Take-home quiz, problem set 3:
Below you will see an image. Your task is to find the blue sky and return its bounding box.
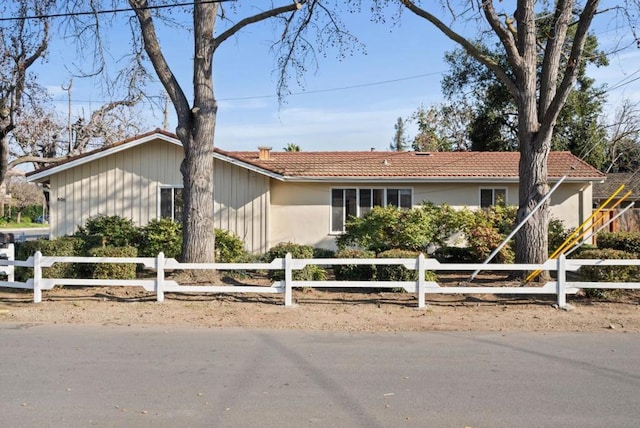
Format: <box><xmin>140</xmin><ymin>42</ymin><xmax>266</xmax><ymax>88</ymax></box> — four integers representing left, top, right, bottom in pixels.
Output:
<box><xmin>37</xmin><ymin>4</ymin><xmax>640</xmax><ymax>152</ymax></box>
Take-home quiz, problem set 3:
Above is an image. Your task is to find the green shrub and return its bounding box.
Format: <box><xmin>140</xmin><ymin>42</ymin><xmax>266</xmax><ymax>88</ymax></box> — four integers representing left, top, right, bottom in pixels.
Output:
<box><xmin>312</xmin><ymin>248</ymin><xmax>335</xmax><ymax>259</ymax></box>
<box><xmin>87</xmin><ymin>246</ymin><xmax>138</xmax><ymax>279</ymax></box>
<box><xmin>548</xmin><ymin>218</ymin><xmax>570</xmax><ymax>255</ymax></box>
<box><xmin>337</xmin><ymin>203</ymin><xmax>466</xmax><ymax>253</ymax></box>
<box><xmin>333</xmin><ymin>248</ymin><xmax>376</xmax><ymax>281</ymax></box>
<box><xmin>465</xmin><ymin>226</ymin><xmax>514</xmax><ymax>263</ymax></box>
<box><xmin>264</xmin><ymin>242</ymin><xmax>326</xmax><ymax>281</ymax></box>
<box><xmin>215</xmin><ymin>229</ymin><xmax>248</xmax><ymax>263</ymax></box>
<box><xmin>578</xmin><ymin>248</ymin><xmax>639</xmax><ymax>298</ymax></box>
<box><xmin>138</xmin><ymin>218</ymin><xmax>182</xmax><ymax>259</ymax></box>
<box><xmin>596</xmin><ymin>232</ymin><xmax>640</xmax><ymax>255</ymax></box>
<box><xmin>76</xmin><ymin>214</ymin><xmax>139</xmax><ymax>248</ymax></box>
<box><xmin>376</xmin><ymin>249</ymin><xmax>437</xmax><ymax>282</ymax></box>
<box><xmin>15</xmin><ymin>237</ymin><xmax>83</xmax><ymax>281</ymax></box>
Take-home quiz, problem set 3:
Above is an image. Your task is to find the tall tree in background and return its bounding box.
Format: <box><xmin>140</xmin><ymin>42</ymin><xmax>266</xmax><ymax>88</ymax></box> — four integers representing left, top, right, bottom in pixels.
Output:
<box><xmin>390</xmin><ymin>117</ymin><xmax>409</xmax><ymax>151</ymax></box>
<box><xmin>606</xmin><ymin>100</ymin><xmax>640</xmax><ymax>172</ymax></box>
<box><xmin>0</xmin><ymin>0</ymin><xmax>52</xmax><ymax>186</ymax></box>
<box><xmin>385</xmin><ymin>0</ymin><xmax>610</xmax><ymax>268</ymax></box>
<box><xmin>440</xmin><ymin>16</ymin><xmax>609</xmax><ymax>168</ymax></box>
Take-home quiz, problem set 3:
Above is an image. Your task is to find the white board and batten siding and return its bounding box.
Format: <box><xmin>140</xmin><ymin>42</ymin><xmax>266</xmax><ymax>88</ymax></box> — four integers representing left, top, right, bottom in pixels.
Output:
<box><xmin>49</xmin><ymin>140</ymin><xmax>183</xmax><ymax>237</ymax></box>
<box><xmin>213</xmin><ymin>159</ymin><xmax>270</xmax><ymax>254</ymax></box>
<box><xmin>45</xmin><ymin>137</ymin><xmax>271</xmax><ymax>254</ymax></box>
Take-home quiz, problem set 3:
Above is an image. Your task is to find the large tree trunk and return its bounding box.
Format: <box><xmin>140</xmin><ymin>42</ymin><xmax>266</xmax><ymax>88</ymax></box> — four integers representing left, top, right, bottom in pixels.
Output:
<box><xmin>515</xmin><ymin>136</ymin><xmax>551</xmax><ymax>268</ymax></box>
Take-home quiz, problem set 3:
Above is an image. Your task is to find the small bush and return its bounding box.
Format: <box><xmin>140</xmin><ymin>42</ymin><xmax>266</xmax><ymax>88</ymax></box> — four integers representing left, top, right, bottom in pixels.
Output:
<box><xmin>433</xmin><ymin>246</ymin><xmax>475</xmax><ymax>263</ymax></box>
<box><xmin>76</xmin><ymin>214</ymin><xmax>139</xmax><ymax>248</ymax></box>
<box><xmin>138</xmin><ymin>218</ymin><xmax>182</xmax><ymax>259</ymax></box>
<box><xmin>87</xmin><ymin>246</ymin><xmax>138</xmax><ymax>279</ymax></box>
<box><xmin>466</xmin><ymin>226</ymin><xmax>514</xmax><ymax>263</ymax></box>
<box><xmin>596</xmin><ymin>232</ymin><xmax>640</xmax><ymax>255</ymax></box>
<box><xmin>333</xmin><ymin>248</ymin><xmax>376</xmax><ymax>281</ymax></box>
<box><xmin>578</xmin><ymin>248</ymin><xmax>639</xmax><ymax>298</ymax></box>
<box><xmin>264</xmin><ymin>242</ymin><xmax>325</xmax><ymax>281</ymax></box>
<box><xmin>16</xmin><ymin>237</ymin><xmax>83</xmax><ymax>281</ymax></box>
<box><xmin>548</xmin><ymin>218</ymin><xmax>570</xmax><ymax>255</ymax></box>
<box><xmin>312</xmin><ymin>248</ymin><xmax>335</xmax><ymax>259</ymax></box>
<box><xmin>376</xmin><ymin>249</ymin><xmax>437</xmax><ymax>282</ymax></box>
<box><xmin>215</xmin><ymin>229</ymin><xmax>248</xmax><ymax>263</ymax></box>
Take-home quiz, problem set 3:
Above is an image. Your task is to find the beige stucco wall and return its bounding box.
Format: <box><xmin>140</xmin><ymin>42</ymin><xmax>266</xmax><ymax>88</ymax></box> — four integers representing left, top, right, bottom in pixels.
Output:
<box><xmin>270</xmin><ymin>180</ymin><xmax>591</xmax><ymax>251</ymax></box>
<box><xmin>48</xmin><ymin>139</ymin><xmax>184</xmax><ymax>237</ymax></box>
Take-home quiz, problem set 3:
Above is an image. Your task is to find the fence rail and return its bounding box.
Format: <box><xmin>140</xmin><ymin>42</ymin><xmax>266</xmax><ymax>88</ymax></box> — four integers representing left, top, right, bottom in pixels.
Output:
<box><xmin>0</xmin><ymin>245</ymin><xmax>639</xmax><ymax>308</ymax></box>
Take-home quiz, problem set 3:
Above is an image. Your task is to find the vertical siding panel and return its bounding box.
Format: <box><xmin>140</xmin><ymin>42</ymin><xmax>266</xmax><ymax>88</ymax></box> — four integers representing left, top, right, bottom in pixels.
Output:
<box><xmin>73</xmin><ymin>166</ymin><xmax>83</xmax><ymax>233</ymax></box>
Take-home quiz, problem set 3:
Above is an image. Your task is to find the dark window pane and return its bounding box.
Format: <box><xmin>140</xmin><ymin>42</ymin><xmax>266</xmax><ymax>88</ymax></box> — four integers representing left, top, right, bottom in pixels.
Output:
<box><xmin>480</xmin><ymin>189</ymin><xmax>493</xmax><ymax>208</ymax></box>
<box><xmin>387</xmin><ymin>189</ymin><xmax>399</xmax><ymax>206</ymax></box>
<box><xmin>331</xmin><ymin>189</ymin><xmax>344</xmax><ymax>232</ymax></box>
<box><xmin>160</xmin><ymin>188</ymin><xmax>172</xmax><ymax>218</ymax></box>
<box><xmin>345</xmin><ymin>189</ymin><xmax>357</xmax><ymax>219</ymax></box>
<box><xmin>373</xmin><ymin>189</ymin><xmax>384</xmax><ymax>207</ymax></box>
<box><xmin>174</xmin><ymin>188</ymin><xmax>184</xmax><ymax>221</ymax></box>
<box><xmin>359</xmin><ymin>189</ymin><xmax>372</xmax><ymax>216</ymax></box>
<box><xmin>399</xmin><ymin>189</ymin><xmax>412</xmax><ymax>209</ymax></box>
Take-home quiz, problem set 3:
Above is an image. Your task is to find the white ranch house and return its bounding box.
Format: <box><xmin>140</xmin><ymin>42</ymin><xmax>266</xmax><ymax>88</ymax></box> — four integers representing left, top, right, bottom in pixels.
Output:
<box><xmin>27</xmin><ymin>129</ymin><xmax>605</xmax><ymax>253</ymax></box>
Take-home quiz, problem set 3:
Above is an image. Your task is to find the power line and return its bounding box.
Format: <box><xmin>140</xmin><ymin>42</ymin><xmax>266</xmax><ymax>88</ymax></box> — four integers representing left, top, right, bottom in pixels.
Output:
<box><xmin>50</xmin><ymin>70</ymin><xmax>446</xmax><ymax>104</ymax></box>
<box><xmin>0</xmin><ymin>0</ymin><xmax>234</xmax><ymax>22</ymax></box>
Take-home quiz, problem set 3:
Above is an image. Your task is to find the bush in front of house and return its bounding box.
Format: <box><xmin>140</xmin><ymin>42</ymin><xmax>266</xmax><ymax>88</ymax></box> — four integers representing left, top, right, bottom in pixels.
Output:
<box><xmin>75</xmin><ymin>214</ymin><xmax>139</xmax><ymax>249</ymax></box>
<box><xmin>137</xmin><ymin>218</ymin><xmax>183</xmax><ymax>259</ymax></box>
<box><xmin>215</xmin><ymin>229</ymin><xmax>249</xmax><ymax>263</ymax></box>
<box><xmin>433</xmin><ymin>246</ymin><xmax>475</xmax><ymax>263</ymax></box>
<box><xmin>87</xmin><ymin>246</ymin><xmax>138</xmax><ymax>279</ymax></box>
<box><xmin>376</xmin><ymin>249</ymin><xmax>437</xmax><ymax>282</ymax></box>
<box><xmin>264</xmin><ymin>242</ymin><xmax>326</xmax><ymax>281</ymax></box>
<box><xmin>333</xmin><ymin>248</ymin><xmax>376</xmax><ymax>281</ymax></box>
<box><xmin>336</xmin><ymin>203</ymin><xmax>466</xmax><ymax>254</ymax></box>
<box><xmin>596</xmin><ymin>232</ymin><xmax>640</xmax><ymax>255</ymax></box>
<box><xmin>15</xmin><ymin>237</ymin><xmax>84</xmax><ymax>281</ymax></box>
<box><xmin>578</xmin><ymin>248</ymin><xmax>640</xmax><ymax>298</ymax></box>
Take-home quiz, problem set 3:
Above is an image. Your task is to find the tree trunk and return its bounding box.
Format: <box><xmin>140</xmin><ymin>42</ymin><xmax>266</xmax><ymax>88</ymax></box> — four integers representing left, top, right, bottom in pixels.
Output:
<box><xmin>178</xmin><ymin>125</ymin><xmax>216</xmax><ymax>263</ymax></box>
<box><xmin>515</xmin><ymin>136</ymin><xmax>550</xmax><ymax>268</ymax></box>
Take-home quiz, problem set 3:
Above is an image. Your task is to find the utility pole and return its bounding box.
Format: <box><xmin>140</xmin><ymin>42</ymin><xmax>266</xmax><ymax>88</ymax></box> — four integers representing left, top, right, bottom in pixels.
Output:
<box><xmin>61</xmin><ymin>79</ymin><xmax>73</xmax><ymax>152</ymax></box>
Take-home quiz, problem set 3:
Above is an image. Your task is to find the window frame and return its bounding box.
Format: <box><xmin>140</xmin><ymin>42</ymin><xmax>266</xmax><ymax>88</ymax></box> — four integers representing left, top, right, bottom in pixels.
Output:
<box><xmin>479</xmin><ymin>187</ymin><xmax>507</xmax><ymax>208</ymax></box>
<box><xmin>330</xmin><ymin>187</ymin><xmax>413</xmax><ymax>234</ymax></box>
<box><xmin>158</xmin><ymin>185</ymin><xmax>184</xmax><ymax>222</ymax></box>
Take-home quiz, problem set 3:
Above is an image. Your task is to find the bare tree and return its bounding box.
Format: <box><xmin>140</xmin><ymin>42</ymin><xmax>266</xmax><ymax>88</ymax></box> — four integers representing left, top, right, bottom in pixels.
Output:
<box><xmin>6</xmin><ymin>178</ymin><xmax>44</xmax><ymax>223</ymax></box>
<box><xmin>121</xmin><ymin>1</ymin><xmax>358</xmax><ymax>262</ymax></box>
<box><xmin>0</xmin><ymin>1</ymin><xmax>53</xmax><ymax>194</ymax></box>
<box><xmin>386</xmin><ymin>1</ymin><xmax>617</xmax><ymax>268</ymax></box>
<box><xmin>606</xmin><ymin>99</ymin><xmax>640</xmax><ymax>173</ymax></box>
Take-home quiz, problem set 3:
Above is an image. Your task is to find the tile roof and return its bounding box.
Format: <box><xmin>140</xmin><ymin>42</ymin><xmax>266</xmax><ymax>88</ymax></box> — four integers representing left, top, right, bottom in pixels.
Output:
<box><xmin>27</xmin><ymin>129</ymin><xmax>605</xmax><ymax>181</ymax></box>
<box><xmin>222</xmin><ymin>149</ymin><xmax>605</xmax><ymax>180</ymax></box>
<box><xmin>593</xmin><ymin>172</ymin><xmax>640</xmax><ymax>199</ymax></box>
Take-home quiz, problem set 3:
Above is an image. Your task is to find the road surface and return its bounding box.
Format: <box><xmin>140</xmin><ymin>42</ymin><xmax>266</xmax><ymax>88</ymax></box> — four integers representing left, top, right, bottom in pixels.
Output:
<box><xmin>1</xmin><ymin>324</ymin><xmax>639</xmax><ymax>427</ymax></box>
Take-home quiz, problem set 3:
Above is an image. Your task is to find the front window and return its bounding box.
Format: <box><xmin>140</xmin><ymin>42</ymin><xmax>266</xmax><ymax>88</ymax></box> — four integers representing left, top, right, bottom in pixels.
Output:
<box><xmin>331</xmin><ymin>187</ymin><xmax>412</xmax><ymax>233</ymax></box>
<box><xmin>160</xmin><ymin>186</ymin><xmax>183</xmax><ymax>221</ymax></box>
<box><xmin>480</xmin><ymin>188</ymin><xmax>506</xmax><ymax>208</ymax></box>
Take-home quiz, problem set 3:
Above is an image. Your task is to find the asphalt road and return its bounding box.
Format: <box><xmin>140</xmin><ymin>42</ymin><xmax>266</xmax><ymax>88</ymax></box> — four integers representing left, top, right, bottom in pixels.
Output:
<box><xmin>1</xmin><ymin>324</ymin><xmax>639</xmax><ymax>428</ymax></box>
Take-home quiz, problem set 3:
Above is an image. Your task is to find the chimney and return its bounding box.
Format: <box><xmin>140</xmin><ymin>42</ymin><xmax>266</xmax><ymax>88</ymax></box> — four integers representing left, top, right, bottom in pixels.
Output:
<box><xmin>258</xmin><ymin>146</ymin><xmax>272</xmax><ymax>161</ymax></box>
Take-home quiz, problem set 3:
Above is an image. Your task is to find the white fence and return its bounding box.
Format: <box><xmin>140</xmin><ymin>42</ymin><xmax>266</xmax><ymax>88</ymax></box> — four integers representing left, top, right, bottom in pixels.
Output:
<box><xmin>0</xmin><ymin>245</ymin><xmax>639</xmax><ymax>308</ymax></box>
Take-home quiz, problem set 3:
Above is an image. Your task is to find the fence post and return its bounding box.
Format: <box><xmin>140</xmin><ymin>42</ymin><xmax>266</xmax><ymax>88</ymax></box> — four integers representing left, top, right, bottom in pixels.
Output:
<box><xmin>33</xmin><ymin>251</ymin><xmax>42</xmax><ymax>303</ymax></box>
<box><xmin>156</xmin><ymin>252</ymin><xmax>165</xmax><ymax>302</ymax></box>
<box><xmin>557</xmin><ymin>254</ymin><xmax>567</xmax><ymax>308</ymax></box>
<box><xmin>417</xmin><ymin>254</ymin><xmax>426</xmax><ymax>309</ymax></box>
<box><xmin>284</xmin><ymin>253</ymin><xmax>293</xmax><ymax>307</ymax></box>
<box><xmin>5</xmin><ymin>243</ymin><xmax>14</xmax><ymax>282</ymax></box>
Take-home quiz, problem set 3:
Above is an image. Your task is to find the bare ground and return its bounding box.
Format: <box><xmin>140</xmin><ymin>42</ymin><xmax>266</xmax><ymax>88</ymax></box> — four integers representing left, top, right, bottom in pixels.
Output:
<box><xmin>1</xmin><ymin>273</ymin><xmax>639</xmax><ymax>332</ymax></box>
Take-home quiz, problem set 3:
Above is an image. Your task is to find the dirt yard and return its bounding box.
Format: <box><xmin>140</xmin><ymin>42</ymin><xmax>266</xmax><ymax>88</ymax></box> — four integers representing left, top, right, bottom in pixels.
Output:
<box><xmin>1</xmin><ymin>273</ymin><xmax>639</xmax><ymax>332</ymax></box>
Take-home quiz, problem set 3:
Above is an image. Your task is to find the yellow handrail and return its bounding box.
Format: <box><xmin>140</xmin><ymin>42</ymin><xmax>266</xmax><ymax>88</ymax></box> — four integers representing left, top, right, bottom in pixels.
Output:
<box><xmin>524</xmin><ymin>184</ymin><xmax>626</xmax><ymax>282</ymax></box>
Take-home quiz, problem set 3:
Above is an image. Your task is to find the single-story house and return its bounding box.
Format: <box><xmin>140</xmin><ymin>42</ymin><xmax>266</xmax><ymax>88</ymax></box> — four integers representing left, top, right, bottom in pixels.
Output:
<box><xmin>27</xmin><ymin>129</ymin><xmax>605</xmax><ymax>253</ymax></box>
